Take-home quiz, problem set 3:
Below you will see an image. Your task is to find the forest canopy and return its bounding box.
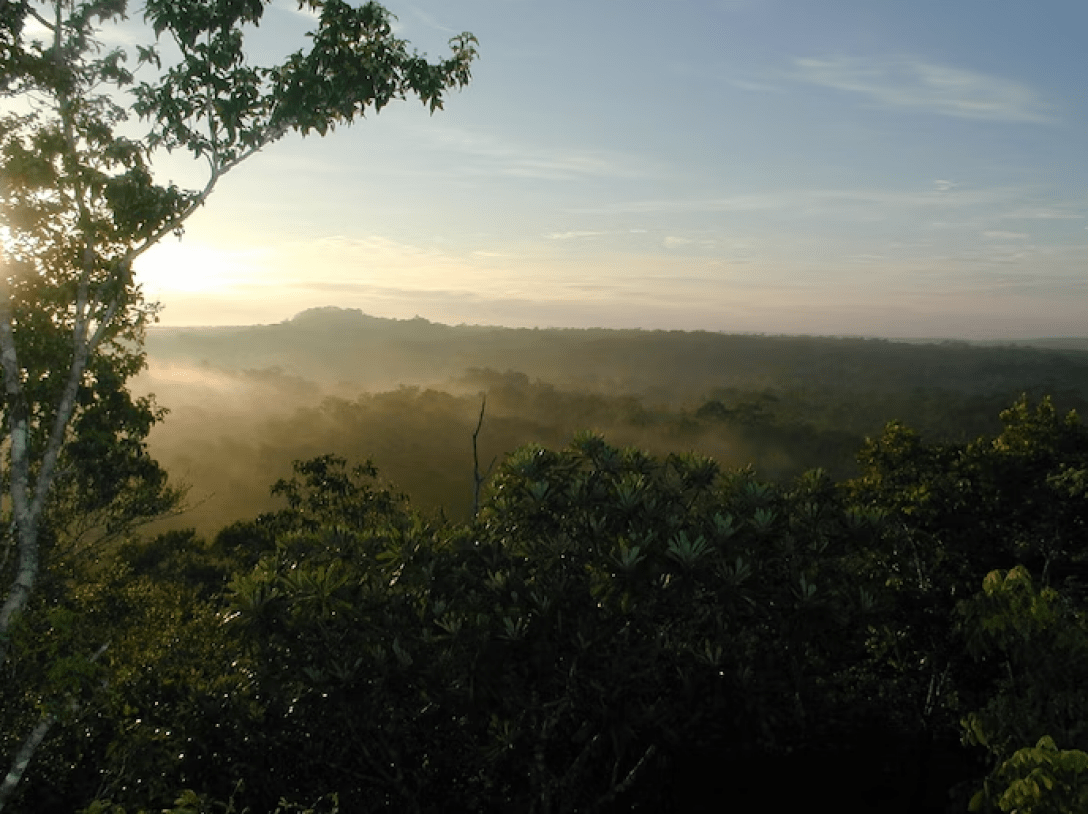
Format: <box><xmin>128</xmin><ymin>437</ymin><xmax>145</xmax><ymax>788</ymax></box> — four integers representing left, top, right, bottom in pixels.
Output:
<box><xmin>3</xmin><ymin>390</ymin><xmax>1088</xmax><ymax>812</ymax></box>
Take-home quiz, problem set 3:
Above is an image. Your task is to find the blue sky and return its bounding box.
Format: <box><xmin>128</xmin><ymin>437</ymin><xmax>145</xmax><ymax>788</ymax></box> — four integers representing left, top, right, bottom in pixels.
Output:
<box><xmin>130</xmin><ymin>0</ymin><xmax>1087</xmax><ymax>337</ymax></box>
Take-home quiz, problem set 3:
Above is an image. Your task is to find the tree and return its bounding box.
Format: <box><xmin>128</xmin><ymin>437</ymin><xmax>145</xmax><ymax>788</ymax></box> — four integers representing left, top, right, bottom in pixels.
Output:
<box><xmin>975</xmin><ymin>736</ymin><xmax>1088</xmax><ymax>814</ymax></box>
<box><xmin>0</xmin><ymin>0</ymin><xmax>476</xmax><ymax>664</ymax></box>
<box><xmin>843</xmin><ymin>396</ymin><xmax>1088</xmax><ymax>809</ymax></box>
<box><xmin>0</xmin><ymin>0</ymin><xmax>476</xmax><ymax>803</ymax></box>
<box><xmin>0</xmin><ymin>313</ymin><xmax>186</xmax><ymax>811</ymax></box>
<box><xmin>215</xmin><ymin>441</ymin><xmax>891</xmax><ymax>811</ymax></box>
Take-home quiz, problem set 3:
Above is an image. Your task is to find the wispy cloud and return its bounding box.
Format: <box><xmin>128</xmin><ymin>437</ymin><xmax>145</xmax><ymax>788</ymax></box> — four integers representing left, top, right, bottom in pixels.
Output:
<box><xmin>727</xmin><ymin>78</ymin><xmax>785</xmax><ymax>94</ymax></box>
<box><xmin>425</xmin><ymin>128</ymin><xmax>660</xmax><ymax>181</ymax></box>
<box><xmin>1001</xmin><ymin>206</ymin><xmax>1084</xmax><ymax>220</ymax></box>
<box><xmin>505</xmin><ymin>155</ymin><xmax>642</xmax><ymax>181</ymax></box>
<box><xmin>406</xmin><ymin>4</ymin><xmax>459</xmax><ymax>34</ymax></box>
<box><xmin>948</xmin><ymin>248</ymin><xmax>1036</xmax><ymax>265</ymax></box>
<box><xmin>793</xmin><ymin>56</ymin><xmax>1056</xmax><ymax>123</ymax></box>
<box><xmin>546</xmin><ymin>231</ymin><xmax>610</xmax><ymax>240</ymax></box>
<box><xmin>570</xmin><ymin>194</ymin><xmax>784</xmax><ymax>215</ymax></box>
<box><xmin>663</xmin><ymin>236</ymin><xmax>719</xmax><ymax>249</ymax></box>
<box><xmin>572</xmin><ymin>186</ymin><xmax>1018</xmax><ymax>216</ymax></box>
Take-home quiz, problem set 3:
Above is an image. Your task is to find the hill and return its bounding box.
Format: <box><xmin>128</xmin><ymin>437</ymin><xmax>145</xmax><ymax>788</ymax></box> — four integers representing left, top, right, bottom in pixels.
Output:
<box><xmin>134</xmin><ymin>308</ymin><xmax>1088</xmax><ymax>533</ymax></box>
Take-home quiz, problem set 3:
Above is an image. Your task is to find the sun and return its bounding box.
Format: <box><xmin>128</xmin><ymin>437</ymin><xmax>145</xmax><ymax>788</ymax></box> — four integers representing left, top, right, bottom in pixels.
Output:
<box><xmin>134</xmin><ymin>240</ymin><xmax>264</xmax><ymax>297</ymax></box>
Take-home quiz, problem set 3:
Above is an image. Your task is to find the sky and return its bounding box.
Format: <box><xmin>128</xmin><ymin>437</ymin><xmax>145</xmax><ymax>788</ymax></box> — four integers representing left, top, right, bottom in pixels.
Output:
<box><xmin>110</xmin><ymin>1</ymin><xmax>1088</xmax><ymax>336</ymax></box>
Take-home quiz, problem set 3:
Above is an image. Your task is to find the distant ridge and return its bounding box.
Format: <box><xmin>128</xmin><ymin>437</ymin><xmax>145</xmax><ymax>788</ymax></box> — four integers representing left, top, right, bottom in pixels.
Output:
<box><xmin>154</xmin><ymin>307</ymin><xmax>1088</xmax><ymax>349</ymax></box>
<box><xmin>289</xmin><ymin>306</ymin><xmax>379</xmax><ymax>324</ymax></box>
<box><xmin>144</xmin><ymin>307</ymin><xmax>1088</xmax><ymax>405</ymax></box>
<box><xmin>287</xmin><ymin>307</ymin><xmax>437</xmax><ymax>328</ymax></box>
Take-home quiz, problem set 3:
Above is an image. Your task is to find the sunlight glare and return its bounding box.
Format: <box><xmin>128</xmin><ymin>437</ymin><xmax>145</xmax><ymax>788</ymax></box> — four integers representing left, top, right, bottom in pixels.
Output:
<box><xmin>135</xmin><ymin>240</ymin><xmax>266</xmax><ymax>297</ymax></box>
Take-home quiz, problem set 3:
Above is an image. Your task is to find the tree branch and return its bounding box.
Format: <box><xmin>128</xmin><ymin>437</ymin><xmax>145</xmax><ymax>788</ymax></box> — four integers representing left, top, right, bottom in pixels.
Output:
<box><xmin>472</xmin><ymin>395</ymin><xmax>496</xmax><ymax>516</ymax></box>
<box><xmin>26</xmin><ymin>7</ymin><xmax>55</xmax><ymax>32</ymax></box>
<box><xmin>122</xmin><ymin>128</ymin><xmax>280</xmax><ymax>269</ymax></box>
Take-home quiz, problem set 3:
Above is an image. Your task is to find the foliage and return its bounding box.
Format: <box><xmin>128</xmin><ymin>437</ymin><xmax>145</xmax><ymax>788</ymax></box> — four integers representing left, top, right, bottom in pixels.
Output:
<box><xmin>969</xmin><ymin>737</ymin><xmax>1088</xmax><ymax>814</ymax></box>
<box><xmin>136</xmin><ymin>323</ymin><xmax>1088</xmax><ymax>537</ymax></box>
<box><xmin>845</xmin><ymin>396</ymin><xmax>1088</xmax><ymax>739</ymax></box>
<box><xmin>848</xmin><ymin>396</ymin><xmax>1088</xmax><ymax>809</ymax></box>
<box><xmin>0</xmin><ymin>527</ymin><xmax>247</xmax><ymax>811</ymax></box>
<box><xmin>264</xmin><ymin>453</ymin><xmax>408</xmax><ymax>534</ymax></box>
<box><xmin>853</xmin><ymin>396</ymin><xmax>1088</xmax><ymax>587</ymax></box>
<box><xmin>5</xmin><ymin>383</ymin><xmax>1088</xmax><ymax>810</ymax></box>
<box><xmin>83</xmin><ymin>784</ymin><xmax>340</xmax><ymax>814</ymax></box>
<box><xmin>212</xmin><ymin>437</ymin><xmax>889</xmax><ymax>811</ymax></box>
<box><xmin>958</xmin><ymin>567</ymin><xmax>1088</xmax><ymax>759</ymax></box>
<box><xmin>14</xmin><ymin>8</ymin><xmax>1087</xmax><ymax>808</ymax></box>
<box><xmin>1</xmin><ymin>0</ymin><xmax>476</xmax><ymax>806</ymax></box>
<box><xmin>956</xmin><ymin>566</ymin><xmax>1088</xmax><ymax>813</ymax></box>
<box><xmin>1</xmin><ymin>0</ymin><xmax>476</xmax><ymax>633</ymax></box>
<box><xmin>90</xmin><ymin>395</ymin><xmax>1088</xmax><ymax>809</ymax></box>
<box><xmin>0</xmin><ymin>340</ymin><xmax>183</xmax><ymax>810</ymax></box>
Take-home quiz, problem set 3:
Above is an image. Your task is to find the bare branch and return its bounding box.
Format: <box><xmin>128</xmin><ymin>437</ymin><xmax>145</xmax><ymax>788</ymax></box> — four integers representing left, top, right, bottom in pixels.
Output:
<box><xmin>26</xmin><ymin>7</ymin><xmax>55</xmax><ymax>32</ymax></box>
<box><xmin>472</xmin><ymin>395</ymin><xmax>496</xmax><ymax>516</ymax></box>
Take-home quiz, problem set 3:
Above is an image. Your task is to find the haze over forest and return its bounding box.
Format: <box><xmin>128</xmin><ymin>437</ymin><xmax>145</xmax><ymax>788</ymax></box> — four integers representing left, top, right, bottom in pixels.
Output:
<box><xmin>133</xmin><ymin>307</ymin><xmax>1088</xmax><ymax>536</ymax></box>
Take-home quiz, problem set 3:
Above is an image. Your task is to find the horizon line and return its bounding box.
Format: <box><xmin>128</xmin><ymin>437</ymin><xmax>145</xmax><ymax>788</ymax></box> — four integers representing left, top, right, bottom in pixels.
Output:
<box><xmin>145</xmin><ymin>307</ymin><xmax>1088</xmax><ymax>347</ymax></box>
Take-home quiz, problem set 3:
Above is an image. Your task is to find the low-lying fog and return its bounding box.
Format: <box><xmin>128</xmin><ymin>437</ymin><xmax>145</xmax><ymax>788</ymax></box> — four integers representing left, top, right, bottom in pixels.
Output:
<box><xmin>130</xmin><ymin>309</ymin><xmax>1088</xmax><ymax>538</ymax></box>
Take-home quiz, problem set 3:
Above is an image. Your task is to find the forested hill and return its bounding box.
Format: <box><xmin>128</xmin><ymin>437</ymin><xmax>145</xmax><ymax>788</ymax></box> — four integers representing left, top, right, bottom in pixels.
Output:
<box><xmin>147</xmin><ymin>306</ymin><xmax>1088</xmax><ymax>401</ymax></box>
<box><xmin>137</xmin><ymin>307</ymin><xmax>1088</xmax><ymax>533</ymax></box>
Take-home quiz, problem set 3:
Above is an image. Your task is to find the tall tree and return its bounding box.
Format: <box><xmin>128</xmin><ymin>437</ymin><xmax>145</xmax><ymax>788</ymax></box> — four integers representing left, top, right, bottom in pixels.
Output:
<box><xmin>0</xmin><ymin>0</ymin><xmax>476</xmax><ymax>665</ymax></box>
<box><xmin>0</xmin><ymin>0</ymin><xmax>476</xmax><ymax>804</ymax></box>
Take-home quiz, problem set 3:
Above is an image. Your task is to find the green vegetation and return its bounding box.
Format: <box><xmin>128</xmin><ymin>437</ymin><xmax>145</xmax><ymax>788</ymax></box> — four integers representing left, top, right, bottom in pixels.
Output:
<box><xmin>3</xmin><ymin>381</ymin><xmax>1088</xmax><ymax>810</ymax></box>
<box><xmin>4</xmin><ymin>2</ymin><xmax>1088</xmax><ymax>811</ymax></box>
<box><xmin>1</xmin><ymin>1</ymin><xmax>475</xmax><ymax>808</ymax></box>
<box><xmin>137</xmin><ymin>309</ymin><xmax>1088</xmax><ymax>534</ymax></box>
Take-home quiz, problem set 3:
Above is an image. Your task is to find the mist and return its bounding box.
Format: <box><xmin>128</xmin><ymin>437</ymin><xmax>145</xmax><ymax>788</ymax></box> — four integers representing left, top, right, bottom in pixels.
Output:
<box><xmin>131</xmin><ymin>308</ymin><xmax>1088</xmax><ymax>537</ymax></box>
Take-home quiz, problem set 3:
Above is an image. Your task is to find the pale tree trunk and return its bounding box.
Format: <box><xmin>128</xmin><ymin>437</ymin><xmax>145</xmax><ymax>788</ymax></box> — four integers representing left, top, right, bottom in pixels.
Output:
<box><xmin>0</xmin><ymin>710</ymin><xmax>54</xmax><ymax>812</ymax></box>
<box><xmin>0</xmin><ymin>643</ymin><xmax>108</xmax><ymax>813</ymax></box>
<box><xmin>0</xmin><ymin>0</ymin><xmax>375</xmax><ymax>800</ymax></box>
<box><xmin>0</xmin><ymin>2</ymin><xmax>134</xmax><ymax>662</ymax></box>
<box><xmin>0</xmin><ymin>248</ymin><xmax>153</xmax><ymax>807</ymax></box>
<box><xmin>0</xmin><ymin>2</ymin><xmax>107</xmax><ymax>669</ymax></box>
<box><xmin>0</xmin><ymin>260</ymin><xmax>121</xmax><ymax>669</ymax></box>
<box><xmin>0</xmin><ymin>273</ymin><xmax>40</xmax><ymax>669</ymax></box>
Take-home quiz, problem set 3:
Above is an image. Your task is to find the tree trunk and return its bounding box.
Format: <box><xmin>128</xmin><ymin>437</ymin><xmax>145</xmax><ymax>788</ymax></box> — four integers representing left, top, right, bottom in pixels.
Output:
<box><xmin>0</xmin><ymin>710</ymin><xmax>56</xmax><ymax>812</ymax></box>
